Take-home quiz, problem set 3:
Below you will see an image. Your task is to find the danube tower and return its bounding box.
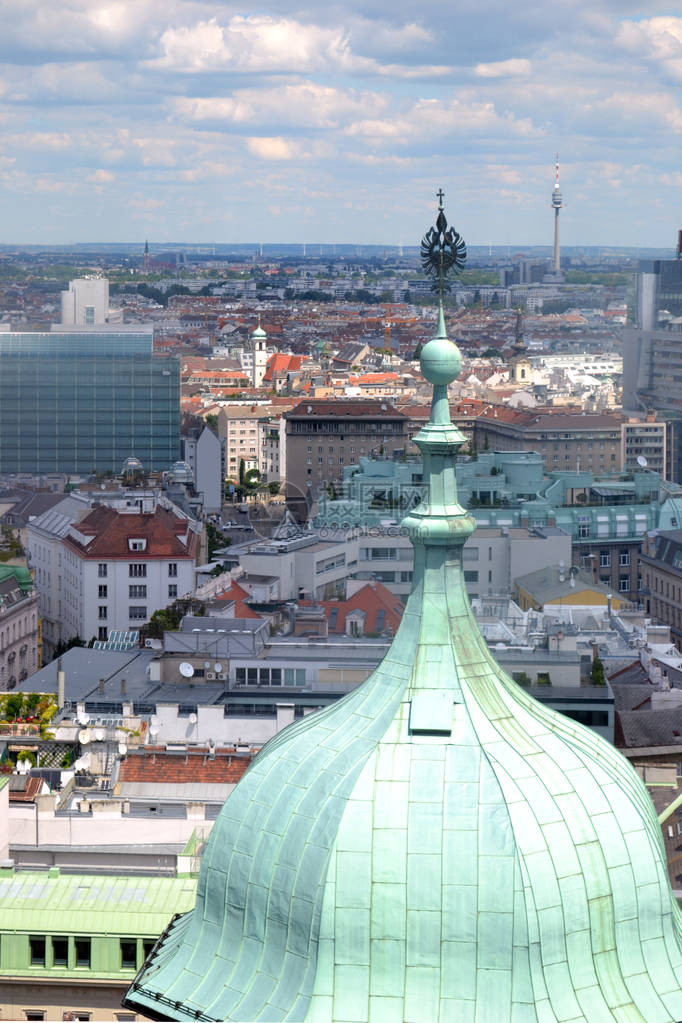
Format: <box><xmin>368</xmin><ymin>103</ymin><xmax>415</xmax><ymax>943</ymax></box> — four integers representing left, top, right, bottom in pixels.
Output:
<box><xmin>551</xmin><ymin>153</ymin><xmax>563</xmax><ymax>271</ymax></box>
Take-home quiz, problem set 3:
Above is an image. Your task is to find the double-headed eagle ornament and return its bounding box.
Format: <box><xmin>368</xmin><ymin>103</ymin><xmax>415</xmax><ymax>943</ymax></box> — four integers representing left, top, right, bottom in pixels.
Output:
<box><xmin>420</xmin><ymin>188</ymin><xmax>467</xmax><ymax>298</ymax></box>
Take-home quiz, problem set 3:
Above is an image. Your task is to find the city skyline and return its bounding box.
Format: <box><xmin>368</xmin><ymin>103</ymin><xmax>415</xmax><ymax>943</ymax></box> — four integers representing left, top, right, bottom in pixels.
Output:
<box><xmin>0</xmin><ymin>2</ymin><xmax>681</xmax><ymax>246</ymax></box>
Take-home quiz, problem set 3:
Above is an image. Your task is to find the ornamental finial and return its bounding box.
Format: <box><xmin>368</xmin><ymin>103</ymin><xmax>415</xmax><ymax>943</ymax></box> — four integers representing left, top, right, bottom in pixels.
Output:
<box><xmin>420</xmin><ymin>189</ymin><xmax>467</xmax><ymax>303</ymax></box>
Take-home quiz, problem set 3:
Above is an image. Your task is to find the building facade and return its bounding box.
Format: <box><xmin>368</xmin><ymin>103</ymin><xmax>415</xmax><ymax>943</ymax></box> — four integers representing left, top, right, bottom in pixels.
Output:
<box><xmin>60</xmin><ymin>506</ymin><xmax>199</xmax><ymax>643</ymax></box>
<box><xmin>639</xmin><ymin>529</ymin><xmax>682</xmax><ymax>648</ymax></box>
<box><xmin>473</xmin><ymin>407</ymin><xmax>622</xmax><ymax>475</ymax></box>
<box><xmin>0</xmin><ymin>331</ymin><xmax>180</xmax><ymax>475</ymax></box>
<box><xmin>0</xmin><ymin>566</ymin><xmax>39</xmax><ymax>691</ymax></box>
<box><xmin>181</xmin><ymin>425</ymin><xmax>226</xmax><ymax>515</ymax></box>
<box><xmin>59</xmin><ymin>276</ymin><xmax>110</xmax><ymax>326</ymax></box>
<box><xmin>284</xmin><ymin>400</ymin><xmax>408</xmax><ymax>520</ymax></box>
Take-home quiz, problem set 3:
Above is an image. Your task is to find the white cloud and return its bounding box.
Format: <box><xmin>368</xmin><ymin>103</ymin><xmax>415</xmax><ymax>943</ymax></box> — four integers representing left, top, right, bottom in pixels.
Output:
<box><xmin>475</xmin><ymin>58</ymin><xmax>531</xmax><ymax>78</ymax></box>
<box><xmin>172</xmin><ymin>84</ymin><xmax>388</xmax><ymax>131</ymax></box>
<box><xmin>87</xmin><ymin>168</ymin><xmax>115</xmax><ymax>183</ymax></box>
<box><xmin>151</xmin><ymin>15</ymin><xmax>376</xmax><ymax>75</ymax></box>
<box><xmin>246</xmin><ymin>137</ymin><xmax>303</xmax><ymax>161</ymax></box>
<box><xmin>346</xmin><ymin>95</ymin><xmax>537</xmax><ymax>142</ymax></box>
<box><xmin>617</xmin><ymin>17</ymin><xmax>682</xmax><ymax>78</ymax></box>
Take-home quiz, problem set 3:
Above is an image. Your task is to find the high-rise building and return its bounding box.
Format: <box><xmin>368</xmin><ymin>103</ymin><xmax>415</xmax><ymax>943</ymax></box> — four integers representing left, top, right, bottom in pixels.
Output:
<box><xmin>60</xmin><ymin>276</ymin><xmax>110</xmax><ymax>326</ymax></box>
<box><xmin>0</xmin><ymin>331</ymin><xmax>180</xmax><ymax>475</ymax></box>
<box><xmin>623</xmin><ymin>246</ymin><xmax>682</xmax><ymax>480</ymax></box>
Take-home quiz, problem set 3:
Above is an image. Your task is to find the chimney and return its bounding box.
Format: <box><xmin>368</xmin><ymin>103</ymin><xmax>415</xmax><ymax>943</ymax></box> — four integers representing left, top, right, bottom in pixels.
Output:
<box><xmin>121</xmin><ymin>678</ymin><xmax>127</xmax><ymax>696</ymax></box>
<box><xmin>57</xmin><ymin>657</ymin><xmax>65</xmax><ymax>711</ymax></box>
<box><xmin>98</xmin><ymin>678</ymin><xmax>105</xmax><ymax>695</ymax></box>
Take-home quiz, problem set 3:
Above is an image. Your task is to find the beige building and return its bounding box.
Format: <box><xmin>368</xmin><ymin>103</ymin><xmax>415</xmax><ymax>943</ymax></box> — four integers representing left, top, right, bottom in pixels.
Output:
<box><xmin>218</xmin><ymin>405</ymin><xmax>272</xmax><ymax>481</ymax></box>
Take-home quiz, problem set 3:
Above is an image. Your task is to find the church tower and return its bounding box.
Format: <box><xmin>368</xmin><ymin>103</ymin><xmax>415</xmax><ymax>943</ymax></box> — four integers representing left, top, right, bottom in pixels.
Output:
<box><xmin>508</xmin><ymin>308</ymin><xmax>531</xmax><ymax>384</ymax></box>
<box><xmin>125</xmin><ymin>195</ymin><xmax>682</xmax><ymax>1023</ymax></box>
<box><xmin>251</xmin><ymin>318</ymin><xmax>268</xmax><ymax>388</ymax></box>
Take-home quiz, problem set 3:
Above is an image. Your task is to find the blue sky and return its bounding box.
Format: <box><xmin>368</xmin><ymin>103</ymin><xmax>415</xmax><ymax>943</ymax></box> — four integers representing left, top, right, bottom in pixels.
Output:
<box><xmin>1</xmin><ymin>1</ymin><xmax>681</xmax><ymax>247</ymax></box>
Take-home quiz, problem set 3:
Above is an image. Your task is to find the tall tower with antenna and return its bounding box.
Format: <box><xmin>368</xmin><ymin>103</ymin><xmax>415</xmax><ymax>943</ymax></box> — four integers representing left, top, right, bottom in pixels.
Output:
<box><xmin>143</xmin><ymin>239</ymin><xmax>150</xmax><ymax>273</ymax></box>
<box><xmin>551</xmin><ymin>154</ymin><xmax>563</xmax><ymax>272</ymax></box>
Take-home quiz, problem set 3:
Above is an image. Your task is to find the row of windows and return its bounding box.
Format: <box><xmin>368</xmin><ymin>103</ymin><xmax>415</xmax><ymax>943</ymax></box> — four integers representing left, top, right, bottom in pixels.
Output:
<box><xmin>234</xmin><ymin>667</ymin><xmax>306</xmax><ymax>686</ymax></box>
<box><xmin>98</xmin><ymin>563</ymin><xmax>179</xmax><ymax>578</ymax></box>
<box><xmin>27</xmin><ymin>933</ymin><xmax>154</xmax><ymax>971</ymax></box>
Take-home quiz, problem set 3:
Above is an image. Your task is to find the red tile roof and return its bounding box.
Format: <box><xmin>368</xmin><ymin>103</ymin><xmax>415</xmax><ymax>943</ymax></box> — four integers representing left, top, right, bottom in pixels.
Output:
<box><xmin>64</xmin><ymin>506</ymin><xmax>199</xmax><ymax>560</ymax></box>
<box><xmin>307</xmin><ymin>581</ymin><xmax>405</xmax><ymax>635</ymax></box>
<box><xmin>263</xmin><ymin>353</ymin><xmax>305</xmax><ymax>383</ymax></box>
<box><xmin>118</xmin><ymin>747</ymin><xmax>253</xmax><ymax>785</ymax></box>
<box><xmin>213</xmin><ymin>581</ymin><xmax>262</xmax><ymax>619</ymax></box>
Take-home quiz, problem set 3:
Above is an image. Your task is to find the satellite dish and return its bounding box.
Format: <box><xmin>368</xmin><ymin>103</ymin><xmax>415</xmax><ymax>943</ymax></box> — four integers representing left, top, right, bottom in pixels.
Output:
<box><xmin>78</xmin><ymin>713</ymin><xmax>90</xmax><ymax>726</ymax></box>
<box><xmin>118</xmin><ymin>743</ymin><xmax>128</xmax><ymax>756</ymax></box>
<box><xmin>188</xmin><ymin>713</ymin><xmax>198</xmax><ymax>724</ymax></box>
<box><xmin>214</xmin><ymin>663</ymin><xmax>222</xmax><ymax>673</ymax></box>
<box><xmin>637</xmin><ymin>455</ymin><xmax>648</xmax><ymax>468</ymax></box>
<box><xmin>150</xmin><ymin>714</ymin><xmax>159</xmax><ymax>726</ymax></box>
<box><xmin>204</xmin><ymin>661</ymin><xmax>211</xmax><ymax>669</ymax></box>
<box><xmin>179</xmin><ymin>662</ymin><xmax>195</xmax><ymax>678</ymax></box>
<box><xmin>95</xmin><ymin>729</ymin><xmax>104</xmax><ymax>742</ymax></box>
<box><xmin>78</xmin><ymin>729</ymin><xmax>91</xmax><ymax>745</ymax></box>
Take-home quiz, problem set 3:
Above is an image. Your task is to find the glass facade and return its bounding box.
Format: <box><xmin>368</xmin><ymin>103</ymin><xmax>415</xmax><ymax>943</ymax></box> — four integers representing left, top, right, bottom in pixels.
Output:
<box><xmin>0</xmin><ymin>332</ymin><xmax>180</xmax><ymax>473</ymax></box>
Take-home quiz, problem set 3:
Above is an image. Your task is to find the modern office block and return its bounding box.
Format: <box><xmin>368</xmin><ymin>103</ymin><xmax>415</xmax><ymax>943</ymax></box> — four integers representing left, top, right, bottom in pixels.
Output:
<box><xmin>0</xmin><ymin>331</ymin><xmax>180</xmax><ymax>474</ymax></box>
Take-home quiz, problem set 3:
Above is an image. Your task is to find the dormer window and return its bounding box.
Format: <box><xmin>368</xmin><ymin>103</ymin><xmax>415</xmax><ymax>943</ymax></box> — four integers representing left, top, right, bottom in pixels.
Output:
<box><xmin>128</xmin><ymin>538</ymin><xmax>147</xmax><ymax>552</ymax></box>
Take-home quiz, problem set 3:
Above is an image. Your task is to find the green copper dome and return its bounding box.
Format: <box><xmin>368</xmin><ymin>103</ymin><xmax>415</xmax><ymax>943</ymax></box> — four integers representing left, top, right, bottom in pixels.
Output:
<box><xmin>126</xmin><ymin>275</ymin><xmax>682</xmax><ymax>1023</ymax></box>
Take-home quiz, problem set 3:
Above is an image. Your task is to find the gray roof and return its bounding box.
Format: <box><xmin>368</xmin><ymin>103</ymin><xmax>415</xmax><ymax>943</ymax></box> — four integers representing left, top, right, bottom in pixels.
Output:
<box><xmin>610</xmin><ymin>684</ymin><xmax>654</xmax><ymax>712</ymax></box>
<box><xmin>617</xmin><ymin>707</ymin><xmax>682</xmax><ymax>748</ymax></box>
<box><xmin>21</xmin><ymin>647</ymin><xmax>155</xmax><ymax>703</ymax></box>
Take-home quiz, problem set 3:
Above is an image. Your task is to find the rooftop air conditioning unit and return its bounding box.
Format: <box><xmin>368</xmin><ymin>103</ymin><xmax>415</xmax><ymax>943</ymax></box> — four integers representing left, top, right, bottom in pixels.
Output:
<box><xmin>217</xmin><ymin>673</ymin><xmax>227</xmax><ymax>681</ymax></box>
<box><xmin>206</xmin><ymin>672</ymin><xmax>216</xmax><ymax>680</ymax></box>
<box><xmin>145</xmin><ymin>638</ymin><xmax>154</xmax><ymax>648</ymax></box>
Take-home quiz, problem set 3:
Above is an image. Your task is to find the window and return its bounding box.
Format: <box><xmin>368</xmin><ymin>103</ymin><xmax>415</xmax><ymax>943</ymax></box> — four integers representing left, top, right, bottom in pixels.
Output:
<box><xmin>599</xmin><ymin>552</ymin><xmax>611</xmax><ymax>568</ymax></box>
<box><xmin>619</xmin><ymin>551</ymin><xmax>630</xmax><ymax>567</ymax></box>
<box><xmin>128</xmin><ymin>539</ymin><xmax>147</xmax><ymax>551</ymax></box>
<box><xmin>98</xmin><ymin>627</ymin><xmax>108</xmax><ymax>641</ymax></box>
<box><xmin>168</xmin><ymin>584</ymin><xmax>178</xmax><ymax>599</ymax></box>
<box><xmin>98</xmin><ymin>585</ymin><xmax>107</xmax><ymax>599</ymax></box>
<box><xmin>142</xmin><ymin>940</ymin><xmax>156</xmax><ymax>960</ymax></box>
<box><xmin>121</xmin><ymin>939</ymin><xmax>137</xmax><ymax>970</ymax></box>
<box><xmin>619</xmin><ymin>577</ymin><xmax>630</xmax><ymax>592</ymax></box>
<box><xmin>98</xmin><ymin>606</ymin><xmax>107</xmax><ymax>620</ymax></box>
<box><xmin>52</xmin><ymin>936</ymin><xmax>68</xmax><ymax>967</ymax></box>
<box><xmin>29</xmin><ymin>935</ymin><xmax>46</xmax><ymax>966</ymax></box>
<box><xmin>75</xmin><ymin>938</ymin><xmax>91</xmax><ymax>968</ymax></box>
<box><xmin>24</xmin><ymin>1013</ymin><xmax>45</xmax><ymax>1021</ymax></box>
<box><xmin>376</xmin><ymin>609</ymin><xmax>386</xmax><ymax>631</ymax></box>
<box><xmin>129</xmin><ymin>564</ymin><xmax>147</xmax><ymax>578</ymax></box>
<box><xmin>97</xmin><ymin>563</ymin><xmax>107</xmax><ymax>578</ymax></box>
<box><xmin>168</xmin><ymin>563</ymin><xmax>178</xmax><ymax>577</ymax></box>
<box><xmin>129</xmin><ymin>585</ymin><xmax>147</xmax><ymax>599</ymax></box>
<box><xmin>129</xmin><ymin>606</ymin><xmax>147</xmax><ymax>621</ymax></box>
<box><xmin>464</xmin><ymin>571</ymin><xmax>479</xmax><ymax>583</ymax></box>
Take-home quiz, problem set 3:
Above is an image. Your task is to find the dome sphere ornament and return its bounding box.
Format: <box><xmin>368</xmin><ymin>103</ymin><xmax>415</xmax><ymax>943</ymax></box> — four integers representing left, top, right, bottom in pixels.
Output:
<box><xmin>420</xmin><ymin>335</ymin><xmax>461</xmax><ymax>385</ymax></box>
<box><xmin>420</xmin><ymin>187</ymin><xmax>467</xmax><ymax>299</ymax></box>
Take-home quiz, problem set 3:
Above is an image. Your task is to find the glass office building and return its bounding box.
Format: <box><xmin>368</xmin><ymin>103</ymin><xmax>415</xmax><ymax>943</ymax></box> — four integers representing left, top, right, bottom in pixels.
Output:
<box><xmin>0</xmin><ymin>331</ymin><xmax>180</xmax><ymax>474</ymax></box>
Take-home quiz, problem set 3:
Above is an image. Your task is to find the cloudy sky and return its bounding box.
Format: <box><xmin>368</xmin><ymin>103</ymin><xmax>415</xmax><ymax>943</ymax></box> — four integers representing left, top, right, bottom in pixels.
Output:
<box><xmin>1</xmin><ymin>1</ymin><xmax>681</xmax><ymax>247</ymax></box>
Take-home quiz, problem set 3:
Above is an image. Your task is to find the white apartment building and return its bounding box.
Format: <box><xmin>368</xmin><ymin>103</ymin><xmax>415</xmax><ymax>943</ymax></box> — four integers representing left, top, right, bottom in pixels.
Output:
<box><xmin>259</xmin><ymin>417</ymin><xmax>286</xmax><ymax>483</ymax></box>
<box><xmin>621</xmin><ymin>417</ymin><xmax>667</xmax><ymax>476</ymax></box>
<box><xmin>59</xmin><ymin>506</ymin><xmax>199</xmax><ymax>643</ymax></box>
<box><xmin>218</xmin><ymin>405</ymin><xmax>272</xmax><ymax>481</ymax></box>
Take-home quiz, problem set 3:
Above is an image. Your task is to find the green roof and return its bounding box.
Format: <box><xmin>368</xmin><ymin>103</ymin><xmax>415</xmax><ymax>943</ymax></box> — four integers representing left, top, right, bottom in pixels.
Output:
<box><xmin>126</xmin><ymin>297</ymin><xmax>682</xmax><ymax>1022</ymax></box>
<box><xmin>0</xmin><ymin>871</ymin><xmax>196</xmax><ymax>937</ymax></box>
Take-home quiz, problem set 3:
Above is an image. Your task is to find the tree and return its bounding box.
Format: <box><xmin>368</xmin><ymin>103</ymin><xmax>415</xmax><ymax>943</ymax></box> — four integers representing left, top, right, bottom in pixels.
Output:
<box><xmin>591</xmin><ymin>656</ymin><xmax>606</xmax><ymax>686</ymax></box>
<box><xmin>205</xmin><ymin>414</ymin><xmax>219</xmax><ymax>433</ymax></box>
